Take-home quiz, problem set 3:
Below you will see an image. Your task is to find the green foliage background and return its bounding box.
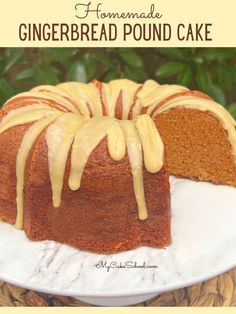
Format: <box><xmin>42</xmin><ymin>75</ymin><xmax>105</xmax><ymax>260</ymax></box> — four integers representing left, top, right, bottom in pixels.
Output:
<box><xmin>0</xmin><ymin>48</ymin><xmax>236</xmax><ymax>116</ymax></box>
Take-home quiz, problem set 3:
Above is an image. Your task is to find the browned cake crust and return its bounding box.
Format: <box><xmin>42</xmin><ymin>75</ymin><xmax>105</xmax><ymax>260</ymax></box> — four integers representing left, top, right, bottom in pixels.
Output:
<box><xmin>23</xmin><ymin>136</ymin><xmax>170</xmax><ymax>253</ymax></box>
<box><xmin>1</xmin><ymin>79</ymin><xmax>236</xmax><ymax>254</ymax></box>
<box><xmin>0</xmin><ymin>122</ymin><xmax>171</xmax><ymax>253</ymax></box>
<box><xmin>0</xmin><ymin>90</ymin><xmax>171</xmax><ymax>253</ymax></box>
<box><xmin>0</xmin><ymin>123</ymin><xmax>28</xmax><ymax>225</ymax></box>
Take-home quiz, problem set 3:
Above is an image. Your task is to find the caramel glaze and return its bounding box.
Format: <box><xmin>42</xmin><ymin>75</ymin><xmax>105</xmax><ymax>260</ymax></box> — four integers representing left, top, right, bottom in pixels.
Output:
<box><xmin>0</xmin><ymin>79</ymin><xmax>235</xmax><ymax>231</ymax></box>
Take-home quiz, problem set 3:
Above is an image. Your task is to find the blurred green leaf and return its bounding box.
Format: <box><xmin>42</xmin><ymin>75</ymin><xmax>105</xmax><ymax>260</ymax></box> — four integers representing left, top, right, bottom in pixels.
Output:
<box><xmin>156</xmin><ymin>62</ymin><xmax>184</xmax><ymax>78</ymax></box>
<box><xmin>195</xmin><ymin>65</ymin><xmax>211</xmax><ymax>91</ymax></box>
<box><xmin>15</xmin><ymin>68</ymin><xmax>34</xmax><ymax>81</ymax></box>
<box><xmin>228</xmin><ymin>103</ymin><xmax>236</xmax><ymax>118</ymax></box>
<box><xmin>177</xmin><ymin>64</ymin><xmax>192</xmax><ymax>86</ymax></box>
<box><xmin>93</xmin><ymin>52</ymin><xmax>114</xmax><ymax>68</ymax></box>
<box><xmin>33</xmin><ymin>64</ymin><xmax>59</xmax><ymax>85</ymax></box>
<box><xmin>119</xmin><ymin>51</ymin><xmax>143</xmax><ymax>67</ymax></box>
<box><xmin>3</xmin><ymin>48</ymin><xmax>24</xmax><ymax>73</ymax></box>
<box><xmin>41</xmin><ymin>48</ymin><xmax>79</xmax><ymax>66</ymax></box>
<box><xmin>125</xmin><ymin>65</ymin><xmax>148</xmax><ymax>82</ymax></box>
<box><xmin>156</xmin><ymin>48</ymin><xmax>185</xmax><ymax>60</ymax></box>
<box><xmin>68</xmin><ymin>62</ymin><xmax>87</xmax><ymax>82</ymax></box>
<box><xmin>197</xmin><ymin>48</ymin><xmax>234</xmax><ymax>62</ymax></box>
<box><xmin>0</xmin><ymin>79</ymin><xmax>15</xmax><ymax>103</ymax></box>
<box><xmin>84</xmin><ymin>54</ymin><xmax>97</xmax><ymax>81</ymax></box>
<box><xmin>213</xmin><ymin>64</ymin><xmax>235</xmax><ymax>91</ymax></box>
<box><xmin>206</xmin><ymin>84</ymin><xmax>226</xmax><ymax>106</ymax></box>
<box><xmin>104</xmin><ymin>71</ymin><xmax>123</xmax><ymax>82</ymax></box>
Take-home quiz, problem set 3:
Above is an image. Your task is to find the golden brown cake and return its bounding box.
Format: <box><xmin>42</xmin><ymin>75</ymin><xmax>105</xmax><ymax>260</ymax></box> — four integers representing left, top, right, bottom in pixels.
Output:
<box><xmin>0</xmin><ymin>79</ymin><xmax>235</xmax><ymax>253</ymax></box>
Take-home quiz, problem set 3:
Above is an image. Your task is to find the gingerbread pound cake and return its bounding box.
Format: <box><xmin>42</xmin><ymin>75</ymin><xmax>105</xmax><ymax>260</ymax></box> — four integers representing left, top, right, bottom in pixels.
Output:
<box><xmin>0</xmin><ymin>78</ymin><xmax>236</xmax><ymax>253</ymax></box>
<box><xmin>0</xmin><ymin>81</ymin><xmax>171</xmax><ymax>253</ymax></box>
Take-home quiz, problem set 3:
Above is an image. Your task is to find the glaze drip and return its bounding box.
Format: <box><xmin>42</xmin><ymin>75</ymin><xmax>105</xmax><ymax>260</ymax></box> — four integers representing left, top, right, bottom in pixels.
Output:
<box><xmin>58</xmin><ymin>82</ymin><xmax>103</xmax><ymax>117</ymax></box>
<box><xmin>16</xmin><ymin>113</ymin><xmax>62</xmax><ymax>229</ymax></box>
<box><xmin>107</xmin><ymin>121</ymin><xmax>126</xmax><ymax>161</ymax></box>
<box><xmin>46</xmin><ymin>113</ymin><xmax>87</xmax><ymax>208</ymax></box>
<box><xmin>136</xmin><ymin>115</ymin><xmax>164</xmax><ymax>173</ymax></box>
<box><xmin>0</xmin><ymin>79</ymin><xmax>235</xmax><ymax>229</ymax></box>
<box><xmin>119</xmin><ymin>120</ymin><xmax>148</xmax><ymax>220</ymax></box>
<box><xmin>102</xmin><ymin>79</ymin><xmax>141</xmax><ymax>118</ymax></box>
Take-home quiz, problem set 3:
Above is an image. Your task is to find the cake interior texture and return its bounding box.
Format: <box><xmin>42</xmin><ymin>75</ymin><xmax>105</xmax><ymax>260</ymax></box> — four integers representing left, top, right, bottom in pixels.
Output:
<box><xmin>0</xmin><ymin>79</ymin><xmax>235</xmax><ymax>253</ymax></box>
<box><xmin>156</xmin><ymin>108</ymin><xmax>236</xmax><ymax>186</ymax></box>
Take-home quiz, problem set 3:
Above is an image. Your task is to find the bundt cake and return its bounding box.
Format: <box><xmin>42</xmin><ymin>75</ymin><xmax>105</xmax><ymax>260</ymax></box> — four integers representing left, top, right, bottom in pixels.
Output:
<box><xmin>0</xmin><ymin>79</ymin><xmax>235</xmax><ymax>253</ymax></box>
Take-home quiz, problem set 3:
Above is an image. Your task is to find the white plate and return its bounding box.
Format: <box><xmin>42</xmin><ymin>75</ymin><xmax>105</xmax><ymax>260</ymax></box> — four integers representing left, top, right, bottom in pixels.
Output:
<box><xmin>0</xmin><ymin>176</ymin><xmax>236</xmax><ymax>306</ymax></box>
